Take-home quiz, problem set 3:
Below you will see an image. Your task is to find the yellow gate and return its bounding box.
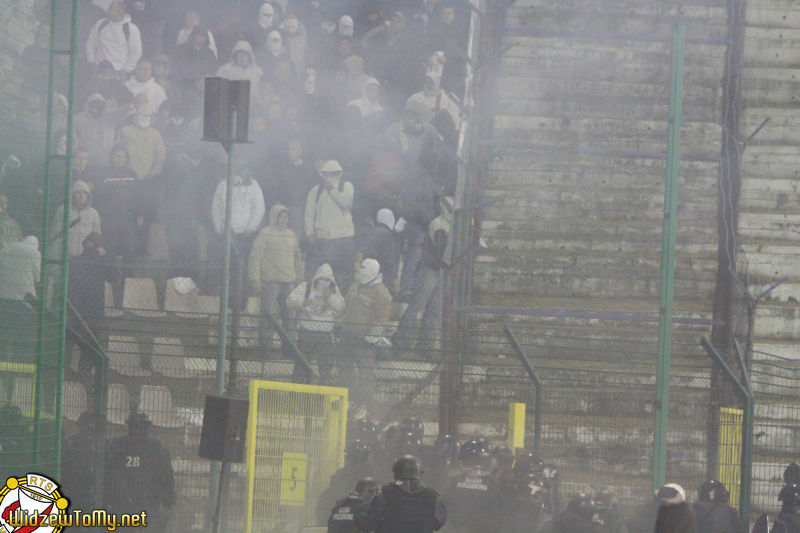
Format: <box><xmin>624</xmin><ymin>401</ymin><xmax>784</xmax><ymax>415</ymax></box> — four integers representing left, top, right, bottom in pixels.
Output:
<box><xmin>718</xmin><ymin>406</ymin><xmax>743</xmax><ymax>509</ymax></box>
<box><xmin>245</xmin><ymin>380</ymin><xmax>348</xmax><ymax>532</ymax></box>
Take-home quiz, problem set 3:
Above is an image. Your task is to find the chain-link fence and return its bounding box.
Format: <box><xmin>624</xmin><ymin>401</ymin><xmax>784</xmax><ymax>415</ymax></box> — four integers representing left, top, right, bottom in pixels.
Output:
<box><xmin>1</xmin><ymin>0</ymin><xmax>76</xmax><ymax>480</ymax></box>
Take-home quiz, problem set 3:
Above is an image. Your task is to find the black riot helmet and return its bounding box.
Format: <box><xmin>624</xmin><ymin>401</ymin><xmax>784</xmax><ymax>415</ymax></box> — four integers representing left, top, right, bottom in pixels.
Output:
<box><xmin>434</xmin><ymin>434</ymin><xmax>460</xmax><ymax>460</ymax></box>
<box><xmin>393</xmin><ymin>431</ymin><xmax>422</xmax><ymax>455</ymax></box>
<box><xmin>398</xmin><ymin>417</ymin><xmax>425</xmax><ymax>440</ymax></box>
<box><xmin>785</xmin><ymin>463</ymin><xmax>800</xmax><ymax>485</ymax></box>
<box><xmin>345</xmin><ymin>439</ymin><xmax>371</xmax><ymax>463</ymax></box>
<box><xmin>349</xmin><ymin>419</ymin><xmax>378</xmax><ymax>443</ymax></box>
<box><xmin>698</xmin><ymin>479</ymin><xmax>729</xmax><ymax>503</ymax></box>
<box><xmin>392</xmin><ymin>454</ymin><xmax>422</xmax><ymax>480</ymax></box>
<box><xmin>780</xmin><ymin>483</ymin><xmax>800</xmax><ymax>514</ymax></box>
<box><xmin>594</xmin><ymin>487</ymin><xmax>618</xmax><ymax>513</ymax></box>
<box><xmin>458</xmin><ymin>439</ymin><xmax>492</xmax><ymax>468</ymax></box>
<box><xmin>567</xmin><ymin>492</ymin><xmax>596</xmax><ymax>520</ymax></box>
<box><xmin>355</xmin><ymin>477</ymin><xmax>379</xmax><ymax>500</ymax></box>
<box><xmin>513</xmin><ymin>450</ymin><xmax>544</xmax><ymax>478</ymax></box>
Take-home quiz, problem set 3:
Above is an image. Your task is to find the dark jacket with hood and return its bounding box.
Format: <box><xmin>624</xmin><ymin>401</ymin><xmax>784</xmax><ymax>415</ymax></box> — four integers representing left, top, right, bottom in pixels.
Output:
<box><xmin>654</xmin><ymin>502</ymin><xmax>697</xmax><ymax>533</ymax></box>
<box><xmin>542</xmin><ymin>510</ymin><xmax>604</xmax><ymax>533</ymax></box>
<box><xmin>358</xmin><ymin>478</ymin><xmax>446</xmax><ymax>533</ymax></box>
<box><xmin>692</xmin><ymin>501</ymin><xmax>744</xmax><ymax>533</ymax></box>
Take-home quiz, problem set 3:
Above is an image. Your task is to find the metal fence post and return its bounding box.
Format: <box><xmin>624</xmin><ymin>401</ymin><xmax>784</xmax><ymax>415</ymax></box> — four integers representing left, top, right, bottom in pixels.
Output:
<box><xmin>653</xmin><ymin>22</ymin><xmax>686</xmax><ymax>491</ymax></box>
<box><xmin>504</xmin><ymin>325</ymin><xmax>543</xmax><ymax>451</ymax></box>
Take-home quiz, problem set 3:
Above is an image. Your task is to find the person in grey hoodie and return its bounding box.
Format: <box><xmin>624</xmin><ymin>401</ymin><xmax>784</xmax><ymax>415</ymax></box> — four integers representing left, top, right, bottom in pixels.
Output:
<box><xmin>216</xmin><ymin>40</ymin><xmax>263</xmax><ymax>86</ymax></box>
<box><xmin>286</xmin><ymin>263</ymin><xmax>345</xmax><ymax>384</ymax></box>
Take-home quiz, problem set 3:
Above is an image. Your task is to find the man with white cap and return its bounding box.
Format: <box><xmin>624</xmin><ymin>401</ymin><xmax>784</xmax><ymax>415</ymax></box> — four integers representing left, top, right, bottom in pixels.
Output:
<box><xmin>304</xmin><ymin>160</ymin><xmax>356</xmax><ymax>291</ymax></box>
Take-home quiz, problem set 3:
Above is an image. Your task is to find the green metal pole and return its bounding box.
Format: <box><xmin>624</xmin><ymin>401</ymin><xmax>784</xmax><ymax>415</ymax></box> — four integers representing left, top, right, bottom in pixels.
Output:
<box><xmin>653</xmin><ymin>22</ymin><xmax>686</xmax><ymax>492</ymax></box>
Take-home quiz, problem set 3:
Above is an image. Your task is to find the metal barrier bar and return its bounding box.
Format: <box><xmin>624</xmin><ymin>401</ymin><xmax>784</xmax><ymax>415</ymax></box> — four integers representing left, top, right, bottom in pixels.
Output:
<box><xmin>503</xmin><ymin>324</ymin><xmax>542</xmax><ymax>450</ymax></box>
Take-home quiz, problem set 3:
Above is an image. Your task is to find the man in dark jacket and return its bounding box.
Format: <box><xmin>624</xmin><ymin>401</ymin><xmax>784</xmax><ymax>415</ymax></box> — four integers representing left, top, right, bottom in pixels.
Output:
<box><xmin>594</xmin><ymin>488</ymin><xmax>628</xmax><ymax>533</ymax></box>
<box><xmin>328</xmin><ymin>477</ymin><xmax>379</xmax><ymax>533</ymax></box>
<box><xmin>653</xmin><ymin>484</ymin><xmax>697</xmax><ymax>533</ymax></box>
<box><xmin>692</xmin><ymin>480</ymin><xmax>744</xmax><ymax>533</ymax></box>
<box><xmin>357</xmin><ymin>455</ymin><xmax>446</xmax><ymax>533</ymax></box>
<box><xmin>772</xmin><ymin>483</ymin><xmax>800</xmax><ymax>533</ymax></box>
<box><xmin>105</xmin><ymin>413</ymin><xmax>175</xmax><ymax>533</ymax></box>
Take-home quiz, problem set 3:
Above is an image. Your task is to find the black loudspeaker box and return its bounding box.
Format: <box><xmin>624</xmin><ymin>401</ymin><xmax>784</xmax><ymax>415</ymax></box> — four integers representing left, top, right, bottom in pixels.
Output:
<box><xmin>199</xmin><ymin>395</ymin><xmax>249</xmax><ymax>463</ymax></box>
<box><xmin>203</xmin><ymin>77</ymin><xmax>250</xmax><ymax>142</ymax></box>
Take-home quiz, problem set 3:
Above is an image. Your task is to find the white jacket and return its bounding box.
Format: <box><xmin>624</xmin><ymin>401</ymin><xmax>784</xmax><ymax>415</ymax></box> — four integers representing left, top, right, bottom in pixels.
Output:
<box><xmin>0</xmin><ymin>236</ymin><xmax>41</xmax><ymax>301</ymax></box>
<box><xmin>124</xmin><ymin>77</ymin><xmax>167</xmax><ymax>113</ymax></box>
<box><xmin>303</xmin><ymin>178</ymin><xmax>355</xmax><ymax>240</ymax></box>
<box><xmin>86</xmin><ymin>15</ymin><xmax>142</xmax><ymax>73</ymax></box>
<box><xmin>286</xmin><ymin>263</ymin><xmax>345</xmax><ymax>332</ymax></box>
<box><xmin>211</xmin><ymin>176</ymin><xmax>265</xmax><ymax>235</ymax></box>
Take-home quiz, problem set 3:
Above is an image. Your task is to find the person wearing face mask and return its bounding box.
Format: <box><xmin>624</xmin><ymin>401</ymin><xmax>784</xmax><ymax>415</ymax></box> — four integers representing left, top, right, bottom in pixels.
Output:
<box><xmin>258</xmin><ymin>30</ymin><xmax>291</xmax><ymax>82</ymax></box>
<box><xmin>75</xmin><ymin>93</ymin><xmax>123</xmax><ymax>169</ymax></box>
<box><xmin>248</xmin><ymin>2</ymin><xmax>277</xmax><ymax>51</ymax></box>
<box><xmin>286</xmin><ymin>263</ymin><xmax>345</xmax><ymax>384</ymax></box>
<box><xmin>280</xmin><ymin>14</ymin><xmax>307</xmax><ymax>78</ymax></box>
<box><xmin>362</xmin><ymin>208</ymin><xmax>401</xmax><ymax>296</ymax></box>
<box><xmin>338</xmin><ymin>259</ymin><xmax>393</xmax><ymax>393</ymax></box>
<box><xmin>124</xmin><ymin>59</ymin><xmax>167</xmax><ymax>113</ymax></box>
<box><xmin>216</xmin><ymin>40</ymin><xmax>263</xmax><ymax>86</ymax></box>
<box><xmin>339</xmin><ymin>15</ymin><xmax>355</xmax><ymax>38</ymax></box>
<box><xmin>86</xmin><ymin>0</ymin><xmax>143</xmax><ymax>74</ymax></box>
<box><xmin>346</xmin><ymin>77</ymin><xmax>386</xmax><ymax>133</ymax></box>
<box><xmin>382</xmin><ymin>98</ymin><xmax>441</xmax><ymax>166</ymax></box>
<box><xmin>115</xmin><ymin>100</ymin><xmax>166</xmax><ymax>180</ymax></box>
<box><xmin>407</xmin><ymin>72</ymin><xmax>461</xmax><ymax>129</ymax></box>
<box><xmin>303</xmin><ymin>160</ymin><xmax>356</xmax><ymax>291</ymax></box>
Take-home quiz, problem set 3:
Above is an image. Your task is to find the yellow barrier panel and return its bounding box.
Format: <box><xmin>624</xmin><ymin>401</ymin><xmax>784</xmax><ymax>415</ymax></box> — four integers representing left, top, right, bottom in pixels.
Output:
<box><xmin>246</xmin><ymin>380</ymin><xmax>348</xmax><ymax>533</ymax></box>
<box><xmin>508</xmin><ymin>402</ymin><xmax>526</xmax><ymax>451</ymax></box>
<box><xmin>718</xmin><ymin>407</ymin><xmax>743</xmax><ymax>509</ymax></box>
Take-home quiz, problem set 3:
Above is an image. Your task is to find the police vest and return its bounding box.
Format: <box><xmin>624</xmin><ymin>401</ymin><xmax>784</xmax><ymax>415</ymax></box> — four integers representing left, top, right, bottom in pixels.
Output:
<box><xmin>380</xmin><ymin>482</ymin><xmax>439</xmax><ymax>533</ymax></box>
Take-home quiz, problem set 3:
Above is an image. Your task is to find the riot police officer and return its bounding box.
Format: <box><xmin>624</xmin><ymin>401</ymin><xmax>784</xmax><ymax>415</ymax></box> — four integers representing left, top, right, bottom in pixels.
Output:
<box><xmin>425</xmin><ymin>434</ymin><xmax>459</xmax><ymax>488</ymax></box>
<box><xmin>397</xmin><ymin>417</ymin><xmax>425</xmax><ymax>441</ymax></box>
<box><xmin>61</xmin><ymin>411</ymin><xmax>105</xmax><ymax>511</ymax></box>
<box><xmin>594</xmin><ymin>488</ymin><xmax>628</xmax><ymax>533</ymax></box>
<box><xmin>542</xmin><ymin>492</ymin><xmax>604</xmax><ymax>533</ymax></box>
<box><xmin>692</xmin><ymin>480</ymin><xmax>744</xmax><ymax>533</ymax></box>
<box><xmin>445</xmin><ymin>439</ymin><xmax>494</xmax><ymax>533</ymax></box>
<box><xmin>328</xmin><ymin>477</ymin><xmax>379</xmax><ymax>533</ymax></box>
<box><xmin>105</xmin><ymin>413</ymin><xmax>175</xmax><ymax>533</ymax></box>
<box><xmin>318</xmin><ymin>439</ymin><xmax>376</xmax><ymax>524</ymax></box>
<box><xmin>497</xmin><ymin>451</ymin><xmax>550</xmax><ymax>533</ymax></box>
<box><xmin>349</xmin><ymin>419</ymin><xmax>379</xmax><ymax>445</ymax></box>
<box><xmin>772</xmin><ymin>483</ymin><xmax>800</xmax><ymax>533</ymax></box>
<box><xmin>357</xmin><ymin>455</ymin><xmax>447</xmax><ymax>533</ymax></box>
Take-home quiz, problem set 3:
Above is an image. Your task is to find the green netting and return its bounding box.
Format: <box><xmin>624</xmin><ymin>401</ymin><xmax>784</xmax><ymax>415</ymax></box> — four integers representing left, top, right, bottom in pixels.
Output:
<box><xmin>0</xmin><ymin>0</ymin><xmax>77</xmax><ymax>481</ymax></box>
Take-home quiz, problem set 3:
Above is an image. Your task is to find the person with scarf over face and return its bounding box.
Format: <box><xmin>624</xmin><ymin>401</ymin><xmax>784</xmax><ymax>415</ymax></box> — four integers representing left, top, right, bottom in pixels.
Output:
<box><xmin>286</xmin><ymin>263</ymin><xmax>345</xmax><ymax>384</ymax></box>
<box><xmin>248</xmin><ymin>203</ymin><xmax>303</xmax><ymax>353</ymax></box>
<box><xmin>115</xmin><ymin>100</ymin><xmax>166</xmax><ymax>181</ymax></box>
<box><xmin>406</xmin><ymin>71</ymin><xmax>461</xmax><ymax>129</ymax></box>
<box><xmin>247</xmin><ymin>2</ymin><xmax>277</xmax><ymax>51</ymax></box>
<box><xmin>258</xmin><ymin>30</ymin><xmax>292</xmax><ymax>83</ymax></box>
<box><xmin>338</xmin><ymin>258</ymin><xmax>393</xmax><ymax>398</ymax></box>
<box><xmin>75</xmin><ymin>93</ymin><xmax>124</xmax><ymax>169</ymax></box>
<box><xmin>346</xmin><ymin>77</ymin><xmax>387</xmax><ymax>132</ymax></box>
<box><xmin>281</xmin><ymin>15</ymin><xmax>307</xmax><ymax>78</ymax></box>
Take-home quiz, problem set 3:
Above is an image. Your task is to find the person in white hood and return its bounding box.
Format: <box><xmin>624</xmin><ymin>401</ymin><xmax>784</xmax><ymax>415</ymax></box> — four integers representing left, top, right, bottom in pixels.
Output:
<box><xmin>216</xmin><ymin>40</ymin><xmax>263</xmax><ymax>86</ymax></box>
<box><xmin>286</xmin><ymin>263</ymin><xmax>345</xmax><ymax>384</ymax></box>
<box><xmin>124</xmin><ymin>59</ymin><xmax>167</xmax><ymax>112</ymax></box>
<box><xmin>406</xmin><ymin>71</ymin><xmax>461</xmax><ymax>128</ymax></box>
<box><xmin>0</xmin><ymin>235</ymin><xmax>40</xmax><ymax>304</ymax></box>
<box><xmin>339</xmin><ymin>15</ymin><xmax>354</xmax><ymax>37</ymax></box>
<box><xmin>86</xmin><ymin>0</ymin><xmax>142</xmax><ymax>73</ymax></box>
<box><xmin>211</xmin><ymin>167</ymin><xmax>266</xmax><ymax>237</ymax></box>
<box><xmin>346</xmin><ymin>77</ymin><xmax>384</xmax><ymax>120</ymax></box>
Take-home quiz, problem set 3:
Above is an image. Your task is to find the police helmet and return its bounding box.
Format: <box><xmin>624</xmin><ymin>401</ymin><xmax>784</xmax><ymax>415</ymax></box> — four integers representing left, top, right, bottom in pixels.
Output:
<box><xmin>434</xmin><ymin>434</ymin><xmax>460</xmax><ymax>460</ymax></box>
<box><xmin>567</xmin><ymin>492</ymin><xmax>596</xmax><ymax>520</ymax></box>
<box><xmin>698</xmin><ymin>479</ymin><xmax>729</xmax><ymax>503</ymax></box>
<box><xmin>126</xmin><ymin>412</ymin><xmax>152</xmax><ymax>436</ymax></box>
<box><xmin>594</xmin><ymin>488</ymin><xmax>618</xmax><ymax>512</ymax></box>
<box><xmin>392</xmin><ymin>455</ymin><xmax>422</xmax><ymax>480</ymax></box>
<box><xmin>398</xmin><ymin>417</ymin><xmax>425</xmax><ymax>439</ymax></box>
<box><xmin>786</xmin><ymin>463</ymin><xmax>800</xmax><ymax>485</ymax></box>
<box><xmin>779</xmin><ymin>483</ymin><xmax>800</xmax><ymax>513</ymax></box>
<box><xmin>458</xmin><ymin>439</ymin><xmax>492</xmax><ymax>468</ymax></box>
<box><xmin>515</xmin><ymin>472</ymin><xmax>546</xmax><ymax>499</ymax></box>
<box><xmin>355</xmin><ymin>477</ymin><xmax>379</xmax><ymax>500</ymax></box>
<box><xmin>513</xmin><ymin>450</ymin><xmax>545</xmax><ymax>478</ymax></box>
<box><xmin>345</xmin><ymin>439</ymin><xmax>370</xmax><ymax>462</ymax></box>
<box><xmin>349</xmin><ymin>419</ymin><xmax>378</xmax><ymax>442</ymax></box>
<box><xmin>393</xmin><ymin>431</ymin><xmax>422</xmax><ymax>455</ymax></box>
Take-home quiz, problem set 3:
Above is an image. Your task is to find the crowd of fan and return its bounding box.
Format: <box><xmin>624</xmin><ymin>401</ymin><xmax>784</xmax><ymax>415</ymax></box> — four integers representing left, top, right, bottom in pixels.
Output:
<box><xmin>0</xmin><ymin>0</ymin><xmax>469</xmax><ymax>368</ymax></box>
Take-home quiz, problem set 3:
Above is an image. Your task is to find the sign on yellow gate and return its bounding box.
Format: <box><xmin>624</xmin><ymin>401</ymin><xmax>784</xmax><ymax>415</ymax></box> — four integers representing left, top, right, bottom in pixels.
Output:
<box><xmin>245</xmin><ymin>380</ymin><xmax>348</xmax><ymax>532</ymax></box>
<box><xmin>718</xmin><ymin>407</ymin><xmax>743</xmax><ymax>508</ymax></box>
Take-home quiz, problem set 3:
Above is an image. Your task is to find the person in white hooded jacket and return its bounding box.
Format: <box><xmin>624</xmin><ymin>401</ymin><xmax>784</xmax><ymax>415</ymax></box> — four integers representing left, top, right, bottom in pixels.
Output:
<box><xmin>86</xmin><ymin>0</ymin><xmax>142</xmax><ymax>74</ymax></box>
<box><xmin>216</xmin><ymin>40</ymin><xmax>263</xmax><ymax>86</ymax></box>
<box><xmin>286</xmin><ymin>263</ymin><xmax>345</xmax><ymax>384</ymax></box>
<box><xmin>406</xmin><ymin>71</ymin><xmax>461</xmax><ymax>129</ymax></box>
<box><xmin>51</xmin><ymin>180</ymin><xmax>102</xmax><ymax>259</ymax></box>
